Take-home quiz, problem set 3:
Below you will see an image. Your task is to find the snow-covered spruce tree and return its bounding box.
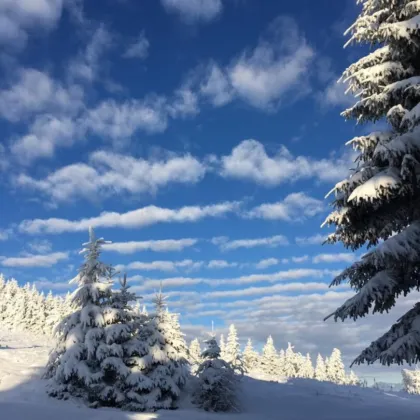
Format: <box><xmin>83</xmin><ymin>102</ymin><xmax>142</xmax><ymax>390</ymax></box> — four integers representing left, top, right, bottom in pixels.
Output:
<box><xmin>283</xmin><ymin>342</ymin><xmax>298</xmax><ymax>378</ymax></box>
<box><xmin>143</xmin><ymin>289</ymin><xmax>190</xmax><ymax>407</ymax></box>
<box><xmin>298</xmin><ymin>353</ymin><xmax>314</xmax><ymax>379</ymax></box>
<box><xmin>326</xmin><ymin>348</ymin><xmax>346</xmax><ymax>385</ymax></box>
<box><xmin>278</xmin><ymin>348</ymin><xmax>286</xmax><ymax>376</ymax></box>
<box><xmin>220</xmin><ymin>333</ymin><xmax>226</xmax><ymax>359</ymax></box>
<box><xmin>44</xmin><ymin>227</ymin><xmax>118</xmax><ymax>404</ymax></box>
<box><xmin>323</xmin><ymin>1</ymin><xmax>420</xmax><ymax>366</ymax></box>
<box><xmin>225</xmin><ymin>324</ymin><xmax>242</xmax><ymax>370</ymax></box>
<box><xmin>192</xmin><ymin>334</ymin><xmax>239</xmax><ymax>412</ymax></box>
<box><xmin>402</xmin><ymin>368</ymin><xmax>420</xmax><ymax>394</ymax></box>
<box><xmin>243</xmin><ymin>338</ymin><xmax>259</xmax><ymax>373</ymax></box>
<box><xmin>189</xmin><ymin>338</ymin><xmax>202</xmax><ymax>366</ymax></box>
<box><xmin>259</xmin><ymin>336</ymin><xmax>279</xmax><ymax>376</ymax></box>
<box><xmin>314</xmin><ymin>354</ymin><xmax>328</xmax><ymax>381</ymax></box>
<box><xmin>346</xmin><ymin>370</ymin><xmax>361</xmax><ymax>386</ymax></box>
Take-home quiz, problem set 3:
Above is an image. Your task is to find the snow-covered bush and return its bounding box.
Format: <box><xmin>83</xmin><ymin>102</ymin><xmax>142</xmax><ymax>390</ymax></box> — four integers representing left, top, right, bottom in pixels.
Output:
<box><xmin>323</xmin><ymin>0</ymin><xmax>420</xmax><ymax>367</ymax></box>
<box><xmin>193</xmin><ymin>335</ymin><xmax>239</xmax><ymax>412</ymax></box>
<box><xmin>402</xmin><ymin>368</ymin><xmax>420</xmax><ymax>394</ymax></box>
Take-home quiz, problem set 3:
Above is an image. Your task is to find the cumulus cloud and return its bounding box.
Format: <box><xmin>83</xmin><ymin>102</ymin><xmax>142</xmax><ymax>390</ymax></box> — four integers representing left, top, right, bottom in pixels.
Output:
<box><xmin>219</xmin><ymin>139</ymin><xmax>353</xmax><ymax>186</ymax></box>
<box><xmin>246</xmin><ymin>193</ymin><xmax>324</xmax><ymax>222</ymax></box>
<box><xmin>161</xmin><ymin>0</ymin><xmax>223</xmax><ymax>23</ymax></box>
<box><xmin>215</xmin><ymin>235</ymin><xmax>289</xmax><ymax>251</ymax></box>
<box><xmin>123</xmin><ymin>31</ymin><xmax>149</xmax><ymax>59</ymax></box>
<box><xmin>16</xmin><ymin>149</ymin><xmax>206</xmax><ymax>203</ymax></box>
<box><xmin>0</xmin><ymin>251</ymin><xmax>68</xmax><ymax>267</ymax></box>
<box><xmin>103</xmin><ymin>238</ymin><xmax>198</xmax><ymax>254</ymax></box>
<box><xmin>18</xmin><ymin>201</ymin><xmax>241</xmax><ymax>234</ymax></box>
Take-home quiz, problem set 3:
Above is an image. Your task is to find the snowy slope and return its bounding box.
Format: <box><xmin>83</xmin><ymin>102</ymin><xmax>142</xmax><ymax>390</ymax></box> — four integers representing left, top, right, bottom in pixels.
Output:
<box><xmin>1</xmin><ymin>330</ymin><xmax>420</xmax><ymax>420</ymax></box>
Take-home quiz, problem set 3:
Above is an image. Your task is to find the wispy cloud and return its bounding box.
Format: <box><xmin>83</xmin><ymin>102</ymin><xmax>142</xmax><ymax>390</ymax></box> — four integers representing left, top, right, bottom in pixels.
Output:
<box><xmin>215</xmin><ymin>235</ymin><xmax>289</xmax><ymax>251</ymax></box>
<box><xmin>246</xmin><ymin>193</ymin><xmax>324</xmax><ymax>222</ymax></box>
<box><xmin>295</xmin><ymin>234</ymin><xmax>327</xmax><ymax>245</ymax></box>
<box><xmin>117</xmin><ymin>259</ymin><xmax>203</xmax><ymax>272</ymax></box>
<box><xmin>18</xmin><ymin>201</ymin><xmax>241</xmax><ymax>234</ymax></box>
<box><xmin>103</xmin><ymin>238</ymin><xmax>198</xmax><ymax>254</ymax></box>
<box><xmin>160</xmin><ymin>0</ymin><xmax>223</xmax><ymax>23</ymax></box>
<box><xmin>123</xmin><ymin>31</ymin><xmax>149</xmax><ymax>59</ymax></box>
<box><xmin>0</xmin><ymin>251</ymin><xmax>69</xmax><ymax>267</ymax></box>
<box><xmin>16</xmin><ymin>150</ymin><xmax>206</xmax><ymax>204</ymax></box>
<box><xmin>255</xmin><ymin>258</ymin><xmax>279</xmax><ymax>269</ymax></box>
<box><xmin>312</xmin><ymin>253</ymin><xmax>356</xmax><ymax>264</ymax></box>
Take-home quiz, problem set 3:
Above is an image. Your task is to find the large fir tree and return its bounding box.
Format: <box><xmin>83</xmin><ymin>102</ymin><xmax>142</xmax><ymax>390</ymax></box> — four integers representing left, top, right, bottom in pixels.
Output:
<box><xmin>323</xmin><ymin>0</ymin><xmax>420</xmax><ymax>366</ymax></box>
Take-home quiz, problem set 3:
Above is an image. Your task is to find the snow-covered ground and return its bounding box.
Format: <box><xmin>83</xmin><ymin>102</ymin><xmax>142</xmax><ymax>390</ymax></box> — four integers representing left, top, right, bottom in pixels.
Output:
<box><xmin>1</xmin><ymin>329</ymin><xmax>420</xmax><ymax>420</ymax></box>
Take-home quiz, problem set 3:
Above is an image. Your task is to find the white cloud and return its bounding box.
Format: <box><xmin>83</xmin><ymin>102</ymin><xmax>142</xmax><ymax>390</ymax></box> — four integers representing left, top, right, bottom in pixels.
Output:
<box><xmin>255</xmin><ymin>258</ymin><xmax>279</xmax><ymax>269</ymax></box>
<box><xmin>68</xmin><ymin>24</ymin><xmax>113</xmax><ymax>83</ymax></box>
<box><xmin>200</xmin><ymin>63</ymin><xmax>234</xmax><ymax>106</ymax></box>
<box><xmin>295</xmin><ymin>234</ymin><xmax>327</xmax><ymax>245</ymax></box>
<box><xmin>82</xmin><ymin>97</ymin><xmax>168</xmax><ymax>140</ymax></box>
<box><xmin>133</xmin><ymin>268</ymin><xmax>335</xmax><ymax>292</ymax></box>
<box><xmin>120</xmin><ymin>259</ymin><xmax>203</xmax><ymax>272</ymax></box>
<box><xmin>204</xmin><ymin>281</ymin><xmax>344</xmax><ymax>299</ymax></box>
<box><xmin>103</xmin><ymin>238</ymin><xmax>198</xmax><ymax>254</ymax></box>
<box><xmin>292</xmin><ymin>255</ymin><xmax>309</xmax><ymax>263</ymax></box>
<box><xmin>16</xmin><ymin>149</ymin><xmax>206</xmax><ymax>203</ymax></box>
<box><xmin>34</xmin><ymin>279</ymin><xmax>74</xmax><ymax>291</ymax></box>
<box><xmin>0</xmin><ymin>68</ymin><xmax>83</xmax><ymax>122</ymax></box>
<box><xmin>312</xmin><ymin>253</ymin><xmax>356</xmax><ymax>264</ymax></box>
<box><xmin>0</xmin><ymin>251</ymin><xmax>68</xmax><ymax>267</ymax></box>
<box><xmin>123</xmin><ymin>31</ymin><xmax>149</xmax><ymax>59</ymax></box>
<box><xmin>161</xmin><ymin>0</ymin><xmax>223</xmax><ymax>23</ymax></box>
<box><xmin>217</xmin><ymin>235</ymin><xmax>289</xmax><ymax>251</ymax></box>
<box><xmin>0</xmin><ymin>0</ymin><xmax>64</xmax><ymax>50</ymax></box>
<box><xmin>219</xmin><ymin>139</ymin><xmax>353</xmax><ymax>186</ymax></box>
<box><xmin>11</xmin><ymin>115</ymin><xmax>79</xmax><ymax>163</ymax></box>
<box><xmin>0</xmin><ymin>228</ymin><xmax>11</xmax><ymax>241</ymax></box>
<box><xmin>246</xmin><ymin>193</ymin><xmax>324</xmax><ymax>222</ymax></box>
<box><xmin>167</xmin><ymin>87</ymin><xmax>200</xmax><ymax>119</ymax></box>
<box><xmin>207</xmin><ymin>260</ymin><xmax>238</xmax><ymax>269</ymax></box>
<box><xmin>27</xmin><ymin>239</ymin><xmax>52</xmax><ymax>254</ymax></box>
<box><xmin>228</xmin><ymin>16</ymin><xmax>314</xmax><ymax>111</ymax></box>
<box><xmin>18</xmin><ymin>201</ymin><xmax>241</xmax><ymax>234</ymax></box>
<box><xmin>320</xmin><ymin>77</ymin><xmax>356</xmax><ymax>109</ymax></box>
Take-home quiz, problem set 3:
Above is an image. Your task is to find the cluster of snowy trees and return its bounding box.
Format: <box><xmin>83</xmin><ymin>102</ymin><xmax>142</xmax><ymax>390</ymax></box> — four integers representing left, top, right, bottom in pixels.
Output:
<box><xmin>189</xmin><ymin>328</ymin><xmax>360</xmax><ymax>386</ymax></box>
<box><xmin>323</xmin><ymin>0</ymin><xmax>420</xmax><ymax>367</ymax></box>
<box><xmin>0</xmin><ymin>274</ymin><xmax>73</xmax><ymax>336</ymax></box>
<box><xmin>39</xmin><ymin>228</ymin><xmax>238</xmax><ymax>413</ymax></box>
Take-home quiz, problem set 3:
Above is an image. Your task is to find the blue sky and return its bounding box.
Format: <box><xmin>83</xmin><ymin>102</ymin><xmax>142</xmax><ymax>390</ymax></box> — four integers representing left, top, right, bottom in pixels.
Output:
<box><xmin>0</xmin><ymin>0</ymin><xmax>415</xmax><ymax>383</ymax></box>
